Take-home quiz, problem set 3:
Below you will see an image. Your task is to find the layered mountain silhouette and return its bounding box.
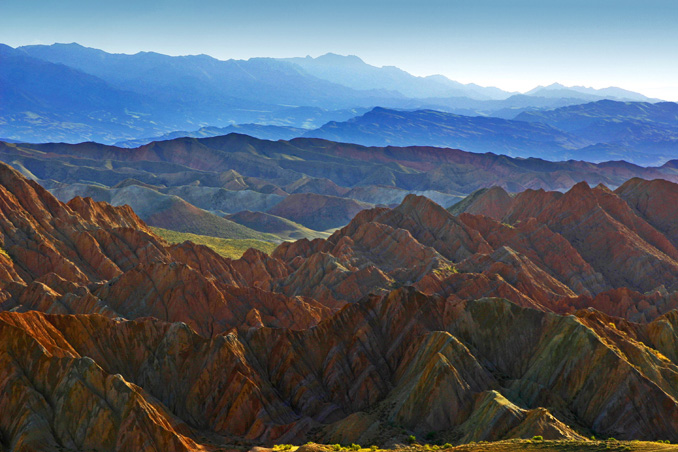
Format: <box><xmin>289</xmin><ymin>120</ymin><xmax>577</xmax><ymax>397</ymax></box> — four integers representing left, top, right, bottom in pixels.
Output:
<box><xmin>2</xmin><ymin>162</ymin><xmax>678</xmax><ymax>448</ymax></box>
<box><xmin>114</xmin><ymin>123</ymin><xmax>311</xmax><ymax>148</ymax></box>
<box><xmin>1</xmin><ymin>43</ymin><xmax>664</xmax><ymax>150</ymax></box>
<box><xmin>105</xmin><ymin>101</ymin><xmax>678</xmax><ymax>166</ymax></box>
<box><xmin>525</xmin><ymin>83</ymin><xmax>657</xmax><ymax>102</ymax></box>
<box><xmin>16</xmin><ymin>43</ymin><xmax>400</xmax><ymax>108</ymax></box>
<box><xmin>304</xmin><ymin>107</ymin><xmax>590</xmax><ymax>159</ymax></box>
<box><xmin>3</xmin><ymin>134</ymin><xmax>678</xmax><ymax>241</ymax></box>
<box><xmin>111</xmin><ymin>101</ymin><xmax>678</xmax><ymax>166</ymax></box>
<box><xmin>283</xmin><ymin>55</ymin><xmax>656</xmax><ymax>103</ymax></box>
<box><xmin>280</xmin><ymin>53</ymin><xmax>513</xmax><ymax>100</ymax></box>
<box><xmin>516</xmin><ymin>100</ymin><xmax>678</xmax><ymax>164</ymax></box>
<box><xmin>0</xmin><ymin>43</ymin><xmax>398</xmax><ymax>143</ymax></box>
<box><xmin>305</xmin><ymin>104</ymin><xmax>678</xmax><ymax>164</ymax></box>
<box><xmin>0</xmin><ymin>43</ymin><xmax>172</xmax><ymax>143</ymax></box>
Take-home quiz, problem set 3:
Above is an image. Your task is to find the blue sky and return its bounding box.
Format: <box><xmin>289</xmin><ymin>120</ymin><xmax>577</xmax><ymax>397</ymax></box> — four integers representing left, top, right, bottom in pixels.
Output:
<box><xmin>2</xmin><ymin>0</ymin><xmax>678</xmax><ymax>100</ymax></box>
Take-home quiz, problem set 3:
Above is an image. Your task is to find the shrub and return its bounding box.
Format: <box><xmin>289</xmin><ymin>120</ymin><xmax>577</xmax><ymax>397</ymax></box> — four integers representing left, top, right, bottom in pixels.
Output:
<box><xmin>0</xmin><ymin>247</ymin><xmax>10</xmax><ymax>260</ymax></box>
<box><xmin>532</xmin><ymin>436</ymin><xmax>543</xmax><ymax>441</ymax></box>
<box><xmin>370</xmin><ymin>446</ymin><xmax>378</xmax><ymax>451</ymax></box>
<box><xmin>349</xmin><ymin>444</ymin><xmax>360</xmax><ymax>451</ymax></box>
<box><xmin>442</xmin><ymin>444</ymin><xmax>452</xmax><ymax>449</ymax></box>
<box><xmin>332</xmin><ymin>445</ymin><xmax>342</xmax><ymax>451</ymax></box>
<box><xmin>407</xmin><ymin>435</ymin><xmax>416</xmax><ymax>444</ymax></box>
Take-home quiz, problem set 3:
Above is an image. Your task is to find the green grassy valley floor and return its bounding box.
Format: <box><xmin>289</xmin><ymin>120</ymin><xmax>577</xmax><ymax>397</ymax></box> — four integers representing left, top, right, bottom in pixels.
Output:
<box><xmin>442</xmin><ymin>439</ymin><xmax>677</xmax><ymax>451</ymax></box>
<box><xmin>151</xmin><ymin>226</ymin><xmax>277</xmax><ymax>259</ymax></box>
<box><xmin>262</xmin><ymin>441</ymin><xmax>678</xmax><ymax>452</ymax></box>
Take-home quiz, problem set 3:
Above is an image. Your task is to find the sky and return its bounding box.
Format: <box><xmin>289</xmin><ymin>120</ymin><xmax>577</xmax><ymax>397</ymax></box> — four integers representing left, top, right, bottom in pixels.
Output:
<box><xmin>2</xmin><ymin>0</ymin><xmax>678</xmax><ymax>100</ymax></box>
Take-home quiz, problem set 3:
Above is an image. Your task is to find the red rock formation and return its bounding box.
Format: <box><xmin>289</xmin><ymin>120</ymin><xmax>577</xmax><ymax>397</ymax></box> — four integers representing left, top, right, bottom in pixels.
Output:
<box><xmin>3</xmin><ymin>161</ymin><xmax>678</xmax><ymax>448</ymax></box>
<box><xmin>525</xmin><ymin>182</ymin><xmax>678</xmax><ymax>292</ymax></box>
<box><xmin>0</xmin><ymin>162</ymin><xmax>335</xmax><ymax>332</ymax></box>
<box><xmin>615</xmin><ymin>177</ymin><xmax>678</xmax><ymax>247</ymax></box>
<box><xmin>457</xmin><ymin>214</ymin><xmax>607</xmax><ymax>296</ymax></box>
<box><xmin>448</xmin><ymin>186</ymin><xmax>514</xmax><ymax>220</ymax></box>
<box><xmin>0</xmin><ymin>311</ymin><xmax>202</xmax><ymax>451</ymax></box>
<box><xmin>270</xmin><ymin>185</ymin><xmax>678</xmax><ymax>321</ymax></box>
<box><xmin>454</xmin><ymin>182</ymin><xmax>678</xmax><ymax>296</ymax></box>
<box><xmin>2</xmin><ymin>288</ymin><xmax>678</xmax><ymax>448</ymax></box>
<box><xmin>267</xmin><ymin>192</ymin><xmax>373</xmax><ymax>231</ymax></box>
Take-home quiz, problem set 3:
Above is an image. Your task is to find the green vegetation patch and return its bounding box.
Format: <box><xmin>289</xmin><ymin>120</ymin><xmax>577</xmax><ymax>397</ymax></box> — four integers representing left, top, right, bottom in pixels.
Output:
<box><xmin>263</xmin><ymin>441</ymin><xmax>677</xmax><ymax>452</ymax></box>
<box><xmin>151</xmin><ymin>227</ymin><xmax>277</xmax><ymax>259</ymax></box>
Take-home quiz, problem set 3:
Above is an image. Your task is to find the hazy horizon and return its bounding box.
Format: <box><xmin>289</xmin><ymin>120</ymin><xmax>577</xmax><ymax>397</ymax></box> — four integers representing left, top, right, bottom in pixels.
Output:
<box><xmin>2</xmin><ymin>0</ymin><xmax>678</xmax><ymax>100</ymax></box>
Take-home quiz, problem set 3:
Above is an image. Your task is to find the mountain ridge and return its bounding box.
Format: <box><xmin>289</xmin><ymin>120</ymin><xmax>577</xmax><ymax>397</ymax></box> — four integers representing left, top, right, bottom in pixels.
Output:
<box><xmin>280</xmin><ymin>52</ymin><xmax>514</xmax><ymax>100</ymax></box>
<box><xmin>3</xmin><ymin>161</ymin><xmax>678</xmax><ymax>447</ymax></box>
<box><xmin>2</xmin><ymin>42</ymin><xmax>664</xmax><ymax>146</ymax></box>
<box><xmin>525</xmin><ymin>82</ymin><xmax>658</xmax><ymax>102</ymax></box>
<box><xmin>4</xmin><ymin>132</ymin><xmax>678</xmax><ymax>200</ymax></box>
<box><xmin>100</xmin><ymin>101</ymin><xmax>678</xmax><ymax>166</ymax></box>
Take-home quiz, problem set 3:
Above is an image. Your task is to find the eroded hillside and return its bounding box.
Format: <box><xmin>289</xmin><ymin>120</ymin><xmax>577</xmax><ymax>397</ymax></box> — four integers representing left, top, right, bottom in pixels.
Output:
<box><xmin>1</xmin><ymin>162</ymin><xmax>678</xmax><ymax>450</ymax></box>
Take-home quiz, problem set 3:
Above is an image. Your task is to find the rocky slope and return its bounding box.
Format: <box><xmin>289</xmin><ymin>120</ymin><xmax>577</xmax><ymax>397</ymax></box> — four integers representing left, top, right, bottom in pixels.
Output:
<box><xmin>4</xmin><ymin>133</ymin><xmax>678</xmax><ymax>244</ymax></box>
<box><xmin>0</xmin><ymin>163</ymin><xmax>331</xmax><ymax>335</ymax></box>
<box><xmin>2</xmin><ymin>162</ymin><xmax>678</xmax><ymax>449</ymax></box>
<box><xmin>615</xmin><ymin>177</ymin><xmax>678</xmax><ymax>246</ymax></box>
<box><xmin>226</xmin><ymin>210</ymin><xmax>331</xmax><ymax>240</ymax></box>
<box><xmin>267</xmin><ymin>193</ymin><xmax>373</xmax><ymax>231</ymax></box>
<box><xmin>50</xmin><ymin>182</ymin><xmax>277</xmax><ymax>241</ymax></box>
<box><xmin>2</xmin><ymin>291</ymin><xmax>678</xmax><ymax>449</ymax></box>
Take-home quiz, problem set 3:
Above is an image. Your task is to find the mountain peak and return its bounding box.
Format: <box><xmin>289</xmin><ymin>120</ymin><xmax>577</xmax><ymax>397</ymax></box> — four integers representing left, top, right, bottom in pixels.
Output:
<box><xmin>526</xmin><ymin>82</ymin><xmax>567</xmax><ymax>94</ymax></box>
<box><xmin>314</xmin><ymin>52</ymin><xmax>366</xmax><ymax>65</ymax></box>
<box><xmin>53</xmin><ymin>42</ymin><xmax>87</xmax><ymax>48</ymax></box>
<box><xmin>525</xmin><ymin>82</ymin><xmax>654</xmax><ymax>101</ymax></box>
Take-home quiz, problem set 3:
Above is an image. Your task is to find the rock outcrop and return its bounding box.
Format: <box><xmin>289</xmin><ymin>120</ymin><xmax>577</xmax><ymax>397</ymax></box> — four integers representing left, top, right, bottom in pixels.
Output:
<box><xmin>448</xmin><ymin>180</ymin><xmax>678</xmax><ymax>319</ymax></box>
<box><xmin>0</xmin><ymin>162</ymin><xmax>335</xmax><ymax>332</ymax></box>
<box><xmin>2</xmin><ymin>289</ymin><xmax>678</xmax><ymax>449</ymax></box>
<box><xmin>267</xmin><ymin>193</ymin><xmax>373</xmax><ymax>231</ymax></box>
<box><xmin>3</xmin><ymin>162</ymin><xmax>678</xmax><ymax>449</ymax></box>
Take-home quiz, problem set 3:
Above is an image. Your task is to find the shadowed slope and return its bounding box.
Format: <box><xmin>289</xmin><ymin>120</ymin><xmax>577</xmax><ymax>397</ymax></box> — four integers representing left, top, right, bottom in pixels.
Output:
<box><xmin>2</xmin><ymin>288</ymin><xmax>678</xmax><ymax>447</ymax></box>
<box><xmin>0</xmin><ymin>162</ymin><xmax>334</xmax><ymax>335</ymax></box>
<box><xmin>2</xmin><ymin>162</ymin><xmax>678</xmax><ymax>448</ymax></box>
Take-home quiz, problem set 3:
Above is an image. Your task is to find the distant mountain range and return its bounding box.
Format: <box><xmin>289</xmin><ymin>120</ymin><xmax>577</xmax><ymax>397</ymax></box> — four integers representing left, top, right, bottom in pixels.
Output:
<box><xmin>525</xmin><ymin>82</ymin><xmax>659</xmax><ymax>102</ymax></box>
<box><xmin>0</xmin><ymin>42</ymin><xmax>662</xmax><ymax>146</ymax></box>
<box><xmin>303</xmin><ymin>107</ymin><xmax>589</xmax><ymax>160</ymax></box>
<box><xmin>516</xmin><ymin>100</ymin><xmax>678</xmax><ymax>164</ymax></box>
<box><xmin>117</xmin><ymin>102</ymin><xmax>678</xmax><ymax>165</ymax></box>
<box><xmin>114</xmin><ymin>123</ymin><xmax>311</xmax><ymax>148</ymax></box>
<box><xmin>280</xmin><ymin>53</ymin><xmax>514</xmax><ymax>100</ymax></box>
<box><xmin>305</xmin><ymin>103</ymin><xmax>678</xmax><ymax>165</ymax></box>
<box><xmin>284</xmin><ymin>55</ymin><xmax>658</xmax><ymax>103</ymax></box>
<box><xmin>0</xmin><ymin>43</ymin><xmax>400</xmax><ymax>143</ymax></box>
